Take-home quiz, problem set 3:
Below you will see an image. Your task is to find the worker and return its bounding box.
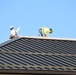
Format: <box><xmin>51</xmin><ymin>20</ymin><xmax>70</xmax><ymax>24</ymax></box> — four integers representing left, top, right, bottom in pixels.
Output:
<box><xmin>9</xmin><ymin>26</ymin><xmax>18</xmax><ymax>39</ymax></box>
<box><xmin>38</xmin><ymin>27</ymin><xmax>53</xmax><ymax>37</ymax></box>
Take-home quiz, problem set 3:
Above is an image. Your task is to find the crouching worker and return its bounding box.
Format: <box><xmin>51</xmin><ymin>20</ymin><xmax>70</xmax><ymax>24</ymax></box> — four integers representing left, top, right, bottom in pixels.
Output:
<box><xmin>9</xmin><ymin>26</ymin><xmax>18</xmax><ymax>39</ymax></box>
<box><xmin>38</xmin><ymin>27</ymin><xmax>53</xmax><ymax>37</ymax></box>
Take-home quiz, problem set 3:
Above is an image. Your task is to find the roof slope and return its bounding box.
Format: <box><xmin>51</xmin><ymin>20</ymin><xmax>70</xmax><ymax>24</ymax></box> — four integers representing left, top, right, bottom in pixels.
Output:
<box><xmin>0</xmin><ymin>36</ymin><xmax>76</xmax><ymax>74</ymax></box>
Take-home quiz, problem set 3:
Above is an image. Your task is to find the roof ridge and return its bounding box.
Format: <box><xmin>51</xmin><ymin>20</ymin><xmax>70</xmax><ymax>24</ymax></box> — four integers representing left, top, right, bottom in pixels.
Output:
<box><xmin>1</xmin><ymin>36</ymin><xmax>76</xmax><ymax>47</ymax></box>
<box><xmin>20</xmin><ymin>36</ymin><xmax>76</xmax><ymax>41</ymax></box>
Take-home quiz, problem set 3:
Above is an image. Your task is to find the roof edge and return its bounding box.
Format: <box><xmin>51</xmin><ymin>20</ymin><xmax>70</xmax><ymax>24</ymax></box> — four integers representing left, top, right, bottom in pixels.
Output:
<box><xmin>0</xmin><ymin>37</ymin><xmax>20</xmax><ymax>47</ymax></box>
<box><xmin>0</xmin><ymin>36</ymin><xmax>76</xmax><ymax>47</ymax></box>
<box><xmin>0</xmin><ymin>70</ymin><xmax>76</xmax><ymax>74</ymax></box>
<box><xmin>20</xmin><ymin>36</ymin><xmax>76</xmax><ymax>41</ymax></box>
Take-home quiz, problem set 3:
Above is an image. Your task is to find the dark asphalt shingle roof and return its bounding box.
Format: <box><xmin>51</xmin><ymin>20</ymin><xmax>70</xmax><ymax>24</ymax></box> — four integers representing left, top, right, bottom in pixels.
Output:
<box><xmin>0</xmin><ymin>36</ymin><xmax>76</xmax><ymax>74</ymax></box>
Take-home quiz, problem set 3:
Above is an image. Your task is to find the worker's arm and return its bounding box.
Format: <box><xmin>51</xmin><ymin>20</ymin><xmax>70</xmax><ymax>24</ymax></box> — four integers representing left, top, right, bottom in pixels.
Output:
<box><xmin>16</xmin><ymin>27</ymin><xmax>20</xmax><ymax>32</ymax></box>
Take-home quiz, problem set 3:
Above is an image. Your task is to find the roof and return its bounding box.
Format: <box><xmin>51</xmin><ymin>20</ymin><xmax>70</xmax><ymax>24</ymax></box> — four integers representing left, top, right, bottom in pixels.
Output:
<box><xmin>0</xmin><ymin>36</ymin><xmax>76</xmax><ymax>74</ymax></box>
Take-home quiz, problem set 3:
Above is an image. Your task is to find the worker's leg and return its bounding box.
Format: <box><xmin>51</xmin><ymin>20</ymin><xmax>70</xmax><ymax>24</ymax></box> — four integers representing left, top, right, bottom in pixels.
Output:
<box><xmin>38</xmin><ymin>28</ymin><xmax>43</xmax><ymax>37</ymax></box>
<box><xmin>9</xmin><ymin>35</ymin><xmax>18</xmax><ymax>39</ymax></box>
<box><xmin>15</xmin><ymin>33</ymin><xmax>18</xmax><ymax>37</ymax></box>
<box><xmin>43</xmin><ymin>32</ymin><xmax>48</xmax><ymax>37</ymax></box>
<box><xmin>44</xmin><ymin>34</ymin><xmax>48</xmax><ymax>37</ymax></box>
<box><xmin>9</xmin><ymin>36</ymin><xmax>14</xmax><ymax>39</ymax></box>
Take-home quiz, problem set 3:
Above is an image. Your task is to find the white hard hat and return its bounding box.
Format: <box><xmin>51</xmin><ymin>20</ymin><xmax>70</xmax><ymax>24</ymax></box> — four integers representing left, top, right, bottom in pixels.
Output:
<box><xmin>10</xmin><ymin>26</ymin><xmax>14</xmax><ymax>30</ymax></box>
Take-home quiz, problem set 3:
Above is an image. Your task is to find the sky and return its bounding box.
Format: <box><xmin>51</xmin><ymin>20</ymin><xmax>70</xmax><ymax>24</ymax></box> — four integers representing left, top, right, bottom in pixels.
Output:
<box><xmin>0</xmin><ymin>0</ymin><xmax>76</xmax><ymax>43</ymax></box>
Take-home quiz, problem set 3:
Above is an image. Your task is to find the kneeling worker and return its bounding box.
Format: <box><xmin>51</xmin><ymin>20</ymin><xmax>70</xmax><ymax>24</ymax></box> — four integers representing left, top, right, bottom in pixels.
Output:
<box><xmin>9</xmin><ymin>26</ymin><xmax>20</xmax><ymax>39</ymax></box>
<box><xmin>38</xmin><ymin>27</ymin><xmax>53</xmax><ymax>37</ymax></box>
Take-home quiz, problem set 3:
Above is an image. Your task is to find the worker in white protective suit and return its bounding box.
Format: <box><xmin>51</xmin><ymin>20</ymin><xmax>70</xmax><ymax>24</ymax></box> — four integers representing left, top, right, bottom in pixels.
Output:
<box><xmin>9</xmin><ymin>26</ymin><xmax>20</xmax><ymax>39</ymax></box>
